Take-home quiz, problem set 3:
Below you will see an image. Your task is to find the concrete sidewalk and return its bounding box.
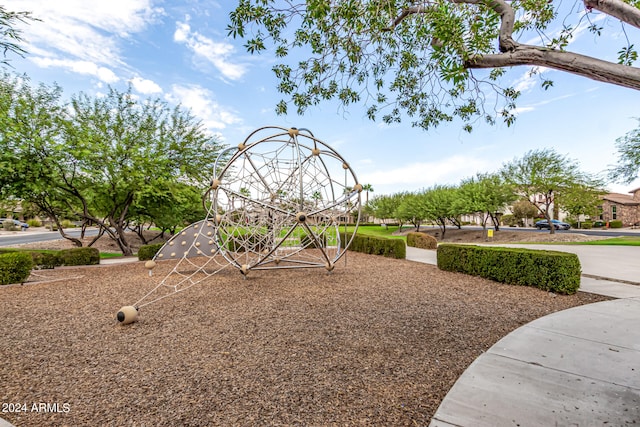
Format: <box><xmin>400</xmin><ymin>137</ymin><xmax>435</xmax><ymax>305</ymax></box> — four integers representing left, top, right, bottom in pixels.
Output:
<box><xmin>429</xmin><ymin>297</ymin><xmax>640</xmax><ymax>426</ymax></box>
<box><xmin>405</xmin><ymin>246</ymin><xmax>640</xmax><ymax>426</ymax></box>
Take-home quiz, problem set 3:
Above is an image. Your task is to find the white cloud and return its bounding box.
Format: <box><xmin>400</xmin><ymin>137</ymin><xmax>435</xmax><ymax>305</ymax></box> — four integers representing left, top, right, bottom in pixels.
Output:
<box><xmin>511</xmin><ymin>66</ymin><xmax>551</xmax><ymax>94</ymax></box>
<box><xmin>512</xmin><ymin>92</ymin><xmax>578</xmax><ymax>116</ymax></box>
<box><xmin>174</xmin><ymin>16</ymin><xmax>247</xmax><ymax>81</ymax></box>
<box><xmin>31</xmin><ymin>57</ymin><xmax>119</xmax><ymax>84</ymax></box>
<box><xmin>166</xmin><ymin>84</ymin><xmax>242</xmax><ymax>130</ymax></box>
<box><xmin>360</xmin><ymin>155</ymin><xmax>491</xmax><ymax>195</ymax></box>
<box><xmin>6</xmin><ymin>0</ymin><xmax>162</xmax><ymax>72</ymax></box>
<box><xmin>130</xmin><ymin>77</ymin><xmax>162</xmax><ymax>95</ymax></box>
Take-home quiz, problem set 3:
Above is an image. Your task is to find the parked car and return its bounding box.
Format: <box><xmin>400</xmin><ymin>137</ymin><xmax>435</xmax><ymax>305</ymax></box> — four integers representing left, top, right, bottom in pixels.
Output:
<box><xmin>0</xmin><ymin>218</ymin><xmax>29</xmax><ymax>230</ymax></box>
<box><xmin>535</xmin><ymin>219</ymin><xmax>571</xmax><ymax>230</ymax></box>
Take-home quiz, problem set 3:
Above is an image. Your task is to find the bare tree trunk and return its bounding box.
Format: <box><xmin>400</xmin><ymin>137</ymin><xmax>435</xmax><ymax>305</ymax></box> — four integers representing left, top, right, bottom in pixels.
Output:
<box><xmin>87</xmin><ymin>227</ymin><xmax>106</xmax><ymax>247</ymax></box>
<box><xmin>56</xmin><ymin>223</ymin><xmax>83</xmax><ymax>247</ymax></box>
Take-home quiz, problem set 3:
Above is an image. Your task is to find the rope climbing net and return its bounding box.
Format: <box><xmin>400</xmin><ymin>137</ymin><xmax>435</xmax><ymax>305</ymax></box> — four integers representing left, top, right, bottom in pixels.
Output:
<box><xmin>117</xmin><ymin>126</ymin><xmax>362</xmax><ymax>324</ymax></box>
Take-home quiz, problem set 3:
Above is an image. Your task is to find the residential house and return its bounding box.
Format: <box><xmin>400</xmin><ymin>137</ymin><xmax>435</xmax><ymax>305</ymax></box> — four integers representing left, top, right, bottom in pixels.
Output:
<box><xmin>599</xmin><ymin>188</ymin><xmax>640</xmax><ymax>226</ymax></box>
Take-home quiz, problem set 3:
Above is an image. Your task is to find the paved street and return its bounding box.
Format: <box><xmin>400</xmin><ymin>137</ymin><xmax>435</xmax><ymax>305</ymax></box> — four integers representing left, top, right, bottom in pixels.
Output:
<box><xmin>0</xmin><ymin>228</ymin><xmax>100</xmax><ymax>247</ymax></box>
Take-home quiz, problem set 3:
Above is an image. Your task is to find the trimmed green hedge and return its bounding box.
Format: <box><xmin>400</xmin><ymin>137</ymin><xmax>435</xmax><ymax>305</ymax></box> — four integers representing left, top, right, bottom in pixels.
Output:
<box><xmin>437</xmin><ymin>244</ymin><xmax>581</xmax><ymax>294</ymax></box>
<box><xmin>57</xmin><ymin>247</ymin><xmax>100</xmax><ymax>266</ymax></box>
<box><xmin>609</xmin><ymin>220</ymin><xmax>623</xmax><ymax>228</ymax></box>
<box><xmin>340</xmin><ymin>232</ymin><xmax>406</xmax><ymax>259</ymax></box>
<box><xmin>30</xmin><ymin>251</ymin><xmax>63</xmax><ymax>269</ymax></box>
<box><xmin>0</xmin><ymin>247</ymin><xmax>101</xmax><ymax>281</ymax></box>
<box><xmin>138</xmin><ymin>243</ymin><xmax>165</xmax><ymax>260</ymax></box>
<box><xmin>0</xmin><ymin>252</ymin><xmax>33</xmax><ymax>285</ymax></box>
<box><xmin>0</xmin><ymin>248</ymin><xmax>63</xmax><ymax>269</ymax></box>
<box><xmin>407</xmin><ymin>232</ymin><xmax>438</xmax><ymax>250</ymax></box>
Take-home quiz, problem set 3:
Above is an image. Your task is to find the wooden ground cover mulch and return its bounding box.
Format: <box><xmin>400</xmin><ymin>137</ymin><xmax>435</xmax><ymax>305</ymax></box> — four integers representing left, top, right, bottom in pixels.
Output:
<box><xmin>0</xmin><ymin>253</ymin><xmax>608</xmax><ymax>426</ymax></box>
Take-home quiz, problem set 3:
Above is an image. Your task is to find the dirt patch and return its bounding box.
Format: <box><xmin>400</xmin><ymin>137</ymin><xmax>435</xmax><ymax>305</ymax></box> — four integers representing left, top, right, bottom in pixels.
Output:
<box><xmin>0</xmin><ymin>252</ymin><xmax>609</xmax><ymax>426</ymax></box>
<box><xmin>397</xmin><ymin>226</ymin><xmax>609</xmax><ymax>244</ymax></box>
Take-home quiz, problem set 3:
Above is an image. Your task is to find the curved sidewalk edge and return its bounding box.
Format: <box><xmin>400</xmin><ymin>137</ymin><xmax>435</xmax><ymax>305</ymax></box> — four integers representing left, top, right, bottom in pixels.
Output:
<box><xmin>429</xmin><ymin>297</ymin><xmax>640</xmax><ymax>426</ymax></box>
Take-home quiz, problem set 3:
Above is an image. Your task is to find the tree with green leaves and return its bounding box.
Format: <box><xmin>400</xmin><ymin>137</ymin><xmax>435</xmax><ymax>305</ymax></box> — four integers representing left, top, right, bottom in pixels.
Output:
<box><xmin>419</xmin><ymin>185</ymin><xmax>459</xmax><ymax>238</ymax></box>
<box><xmin>457</xmin><ymin>173</ymin><xmax>516</xmax><ymax>231</ymax></box>
<box><xmin>511</xmin><ymin>199</ymin><xmax>539</xmax><ymax>227</ymax></box>
<box><xmin>609</xmin><ymin>118</ymin><xmax>640</xmax><ymax>184</ymax></box>
<box><xmin>229</xmin><ymin>0</ymin><xmax>640</xmax><ymax>132</ymax></box>
<box><xmin>368</xmin><ymin>193</ymin><xmax>399</xmax><ymax>225</ymax></box>
<box><xmin>500</xmin><ymin>148</ymin><xmax>601</xmax><ymax>234</ymax></box>
<box><xmin>555</xmin><ymin>183</ymin><xmax>604</xmax><ymax>227</ymax></box>
<box><xmin>395</xmin><ymin>191</ymin><xmax>426</xmax><ymax>230</ymax></box>
<box><xmin>0</xmin><ymin>74</ymin><xmax>82</xmax><ymax>243</ymax></box>
<box><xmin>362</xmin><ymin>183</ymin><xmax>374</xmax><ymax>204</ymax></box>
<box><xmin>130</xmin><ymin>181</ymin><xmax>207</xmax><ymax>241</ymax></box>
<box><xmin>0</xmin><ymin>5</ymin><xmax>38</xmax><ymax>67</ymax></box>
<box><xmin>0</xmin><ymin>75</ymin><xmax>225</xmax><ymax>255</ymax></box>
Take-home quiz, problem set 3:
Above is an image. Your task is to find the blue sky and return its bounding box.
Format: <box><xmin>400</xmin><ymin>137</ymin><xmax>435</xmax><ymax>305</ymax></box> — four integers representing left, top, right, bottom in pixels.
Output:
<box><xmin>6</xmin><ymin>0</ymin><xmax>640</xmax><ymax>196</ymax></box>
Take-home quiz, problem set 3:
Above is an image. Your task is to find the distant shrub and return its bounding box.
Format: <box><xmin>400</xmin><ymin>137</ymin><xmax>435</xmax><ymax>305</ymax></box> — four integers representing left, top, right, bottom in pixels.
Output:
<box><xmin>501</xmin><ymin>214</ymin><xmax>518</xmax><ymax>227</ymax></box>
<box><xmin>592</xmin><ymin>221</ymin><xmax>605</xmax><ymax>228</ymax></box>
<box><xmin>60</xmin><ymin>219</ymin><xmax>76</xmax><ymax>228</ymax></box>
<box><xmin>27</xmin><ymin>219</ymin><xmax>43</xmax><ymax>227</ymax></box>
<box><xmin>0</xmin><ymin>252</ymin><xmax>33</xmax><ymax>285</ymax></box>
<box><xmin>609</xmin><ymin>220</ymin><xmax>623</xmax><ymax>228</ymax></box>
<box><xmin>138</xmin><ymin>243</ymin><xmax>165</xmax><ymax>261</ymax></box>
<box><xmin>58</xmin><ymin>247</ymin><xmax>100</xmax><ymax>266</ymax></box>
<box><xmin>2</xmin><ymin>221</ymin><xmax>16</xmax><ymax>231</ymax></box>
<box><xmin>580</xmin><ymin>222</ymin><xmax>593</xmax><ymax>229</ymax></box>
<box><xmin>406</xmin><ymin>232</ymin><xmax>438</xmax><ymax>249</ymax></box>
<box><xmin>437</xmin><ymin>244</ymin><xmax>581</xmax><ymax>295</ymax></box>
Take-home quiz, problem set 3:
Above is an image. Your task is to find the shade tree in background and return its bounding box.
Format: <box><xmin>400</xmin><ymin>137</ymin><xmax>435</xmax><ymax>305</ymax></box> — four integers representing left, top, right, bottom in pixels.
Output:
<box><xmin>368</xmin><ymin>192</ymin><xmax>406</xmax><ymax>226</ymax></box>
<box><xmin>0</xmin><ymin>74</ymin><xmax>225</xmax><ymax>255</ymax></box>
<box><xmin>229</xmin><ymin>0</ymin><xmax>640</xmax><ymax>132</ymax></box>
<box><xmin>511</xmin><ymin>199</ymin><xmax>540</xmax><ymax>227</ymax></box>
<box><xmin>457</xmin><ymin>173</ymin><xmax>516</xmax><ymax>231</ymax></box>
<box><xmin>396</xmin><ymin>191</ymin><xmax>427</xmax><ymax>231</ymax></box>
<box><xmin>419</xmin><ymin>185</ymin><xmax>460</xmax><ymax>238</ymax></box>
<box><xmin>500</xmin><ymin>148</ymin><xmax>602</xmax><ymax>234</ymax></box>
<box><xmin>609</xmin><ymin>118</ymin><xmax>640</xmax><ymax>184</ymax></box>
<box><xmin>555</xmin><ymin>183</ymin><xmax>605</xmax><ymax>227</ymax></box>
<box><xmin>0</xmin><ymin>74</ymin><xmax>82</xmax><ymax>243</ymax></box>
<box><xmin>129</xmin><ymin>181</ymin><xmax>207</xmax><ymax>243</ymax></box>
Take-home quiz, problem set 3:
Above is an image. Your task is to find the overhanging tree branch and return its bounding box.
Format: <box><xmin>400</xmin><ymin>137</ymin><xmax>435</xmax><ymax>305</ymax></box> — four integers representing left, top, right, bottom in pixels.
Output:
<box><xmin>453</xmin><ymin>0</ymin><xmax>517</xmax><ymax>52</ymax></box>
<box><xmin>229</xmin><ymin>1</ymin><xmax>640</xmax><ymax>131</ymax></box>
<box><xmin>388</xmin><ymin>0</ymin><xmax>640</xmax><ymax>90</ymax></box>
<box><xmin>584</xmin><ymin>0</ymin><xmax>640</xmax><ymax>29</ymax></box>
<box><xmin>466</xmin><ymin>45</ymin><xmax>640</xmax><ymax>90</ymax></box>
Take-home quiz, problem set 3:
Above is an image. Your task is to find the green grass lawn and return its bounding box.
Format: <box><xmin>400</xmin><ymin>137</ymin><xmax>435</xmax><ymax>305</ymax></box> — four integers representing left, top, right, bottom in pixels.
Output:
<box><xmin>100</xmin><ymin>252</ymin><xmax>126</xmax><ymax>259</ymax></box>
<box><xmin>568</xmin><ymin>236</ymin><xmax>640</xmax><ymax>246</ymax></box>
<box><xmin>345</xmin><ymin>225</ymin><xmax>409</xmax><ymax>240</ymax></box>
<box><xmin>348</xmin><ymin>225</ymin><xmax>640</xmax><ymax>246</ymax></box>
